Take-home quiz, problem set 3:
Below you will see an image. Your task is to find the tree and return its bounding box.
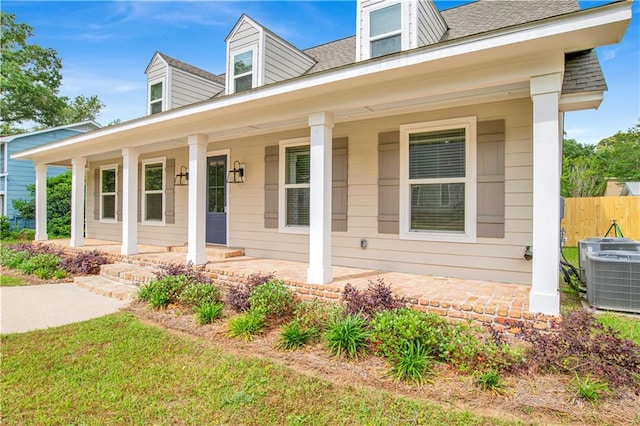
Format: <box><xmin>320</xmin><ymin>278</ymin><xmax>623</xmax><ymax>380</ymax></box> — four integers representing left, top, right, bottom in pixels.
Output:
<box><xmin>11</xmin><ymin>171</ymin><xmax>72</xmax><ymax>237</ymax></box>
<box><xmin>595</xmin><ymin>125</ymin><xmax>640</xmax><ymax>182</ymax></box>
<box><xmin>0</xmin><ymin>12</ymin><xmax>105</xmax><ymax>134</ymax></box>
<box><xmin>561</xmin><ymin>137</ymin><xmax>603</xmax><ymax>197</ymax></box>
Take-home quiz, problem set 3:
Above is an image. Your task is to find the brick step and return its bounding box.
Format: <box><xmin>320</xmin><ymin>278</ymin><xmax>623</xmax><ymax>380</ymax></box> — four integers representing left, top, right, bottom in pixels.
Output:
<box><xmin>168</xmin><ymin>245</ymin><xmax>245</xmax><ymax>259</ymax></box>
<box><xmin>100</xmin><ymin>262</ymin><xmax>159</xmax><ymax>286</ymax></box>
<box><xmin>74</xmin><ymin>275</ymin><xmax>138</xmax><ymax>300</ymax></box>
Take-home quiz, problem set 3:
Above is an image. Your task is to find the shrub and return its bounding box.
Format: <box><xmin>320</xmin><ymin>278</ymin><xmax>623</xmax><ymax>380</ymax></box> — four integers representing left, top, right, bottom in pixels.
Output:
<box><xmin>371</xmin><ymin>308</ymin><xmax>452</xmax><ymax>362</ymax></box>
<box><xmin>325</xmin><ymin>313</ymin><xmax>371</xmax><ymax>359</ymax></box>
<box><xmin>138</xmin><ymin>275</ymin><xmax>190</xmax><ymax>309</ymax></box>
<box><xmin>524</xmin><ymin>309</ymin><xmax>640</xmax><ymax>389</ymax></box>
<box><xmin>278</xmin><ymin>319</ymin><xmax>317</xmax><ymax>350</ymax></box>
<box><xmin>154</xmin><ymin>262</ymin><xmax>213</xmax><ymax>284</ymax></box>
<box><xmin>390</xmin><ymin>340</ymin><xmax>433</xmax><ymax>384</ymax></box>
<box><xmin>474</xmin><ymin>369</ymin><xmax>504</xmax><ymax>392</ymax></box>
<box><xmin>18</xmin><ymin>254</ymin><xmax>61</xmax><ymax>278</ymax></box>
<box><xmin>60</xmin><ymin>250</ymin><xmax>108</xmax><ymax>275</ymax></box>
<box><xmin>196</xmin><ymin>301</ymin><xmax>224</xmax><ymax>325</ymax></box>
<box><xmin>228</xmin><ymin>311</ymin><xmax>266</xmax><ymax>340</ymax></box>
<box><xmin>227</xmin><ymin>272</ymin><xmax>275</xmax><ymax>312</ymax></box>
<box><xmin>0</xmin><ymin>216</ymin><xmax>10</xmax><ymax>239</ymax></box>
<box><xmin>248</xmin><ymin>279</ymin><xmax>295</xmax><ymax>320</ymax></box>
<box><xmin>0</xmin><ymin>247</ymin><xmax>30</xmax><ymax>269</ymax></box>
<box><xmin>177</xmin><ymin>283</ymin><xmax>222</xmax><ymax>308</ymax></box>
<box><xmin>294</xmin><ymin>299</ymin><xmax>342</xmax><ymax>332</ymax></box>
<box><xmin>342</xmin><ymin>278</ymin><xmax>405</xmax><ymax>319</ymax></box>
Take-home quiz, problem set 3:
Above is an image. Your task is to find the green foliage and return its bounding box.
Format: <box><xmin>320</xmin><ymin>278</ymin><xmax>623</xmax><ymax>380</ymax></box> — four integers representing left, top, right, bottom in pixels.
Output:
<box><xmin>18</xmin><ymin>254</ymin><xmax>61</xmax><ymax>279</ymax></box>
<box><xmin>0</xmin><ymin>246</ymin><xmax>30</xmax><ymax>268</ymax></box>
<box><xmin>390</xmin><ymin>340</ymin><xmax>433</xmax><ymax>384</ymax></box>
<box><xmin>474</xmin><ymin>370</ymin><xmax>504</xmax><ymax>392</ymax></box>
<box><xmin>569</xmin><ymin>374</ymin><xmax>609</xmax><ymax>405</ymax></box>
<box><xmin>293</xmin><ymin>299</ymin><xmax>342</xmax><ymax>332</ymax></box>
<box><xmin>596</xmin><ymin>125</ymin><xmax>640</xmax><ymax>182</ymax></box>
<box><xmin>278</xmin><ymin>319</ymin><xmax>317</xmax><ymax>350</ymax></box>
<box><xmin>247</xmin><ymin>279</ymin><xmax>295</xmax><ymax>320</ymax></box>
<box><xmin>0</xmin><ymin>12</ymin><xmax>104</xmax><ymax>133</ymax></box>
<box><xmin>0</xmin><ymin>216</ymin><xmax>10</xmax><ymax>239</ymax></box>
<box><xmin>11</xmin><ymin>197</ymin><xmax>34</xmax><ymax>219</ymax></box>
<box><xmin>325</xmin><ymin>313</ymin><xmax>371</xmax><ymax>359</ymax></box>
<box><xmin>227</xmin><ymin>311</ymin><xmax>266</xmax><ymax>340</ymax></box>
<box><xmin>138</xmin><ymin>275</ymin><xmax>190</xmax><ymax>309</ymax></box>
<box><xmin>195</xmin><ymin>302</ymin><xmax>224</xmax><ymax>325</ymax></box>
<box><xmin>177</xmin><ymin>283</ymin><xmax>221</xmax><ymax>309</ymax></box>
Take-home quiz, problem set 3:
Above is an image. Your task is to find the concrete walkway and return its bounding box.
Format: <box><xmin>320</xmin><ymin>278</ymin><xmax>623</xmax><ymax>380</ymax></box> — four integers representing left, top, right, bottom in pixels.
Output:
<box><xmin>0</xmin><ymin>284</ymin><xmax>130</xmax><ymax>334</ymax></box>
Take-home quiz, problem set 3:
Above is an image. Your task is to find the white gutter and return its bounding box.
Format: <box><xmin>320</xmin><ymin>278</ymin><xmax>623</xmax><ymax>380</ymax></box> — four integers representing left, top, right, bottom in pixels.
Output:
<box><xmin>12</xmin><ymin>1</ymin><xmax>631</xmax><ymax>161</ymax></box>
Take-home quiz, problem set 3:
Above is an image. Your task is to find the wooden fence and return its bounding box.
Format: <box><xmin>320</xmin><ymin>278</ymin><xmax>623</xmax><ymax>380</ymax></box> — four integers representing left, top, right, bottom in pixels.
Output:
<box><xmin>561</xmin><ymin>196</ymin><xmax>640</xmax><ymax>246</ymax></box>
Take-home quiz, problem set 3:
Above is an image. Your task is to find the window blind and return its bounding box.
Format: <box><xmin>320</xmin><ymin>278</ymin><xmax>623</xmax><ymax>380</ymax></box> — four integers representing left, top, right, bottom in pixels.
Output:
<box><xmin>409</xmin><ymin>129</ymin><xmax>465</xmax><ymax>179</ymax></box>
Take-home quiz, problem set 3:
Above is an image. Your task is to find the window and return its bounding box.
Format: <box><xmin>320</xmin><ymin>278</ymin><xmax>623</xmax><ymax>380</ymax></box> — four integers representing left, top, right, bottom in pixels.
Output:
<box><xmin>149</xmin><ymin>81</ymin><xmax>163</xmax><ymax>114</ymax></box>
<box><xmin>400</xmin><ymin>117</ymin><xmax>476</xmax><ymax>242</ymax></box>
<box><xmin>369</xmin><ymin>3</ymin><xmax>402</xmax><ymax>58</ymax></box>
<box><xmin>279</xmin><ymin>139</ymin><xmax>310</xmax><ymax>232</ymax></box>
<box><xmin>233</xmin><ymin>50</ymin><xmax>254</xmax><ymax>93</ymax></box>
<box><xmin>142</xmin><ymin>159</ymin><xmax>165</xmax><ymax>224</ymax></box>
<box><xmin>100</xmin><ymin>165</ymin><xmax>117</xmax><ymax>221</ymax></box>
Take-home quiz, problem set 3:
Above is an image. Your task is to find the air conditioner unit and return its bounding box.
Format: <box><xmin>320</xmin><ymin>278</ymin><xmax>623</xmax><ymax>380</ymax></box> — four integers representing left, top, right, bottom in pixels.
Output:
<box><xmin>585</xmin><ymin>250</ymin><xmax>640</xmax><ymax>314</ymax></box>
<box><xmin>577</xmin><ymin>238</ymin><xmax>640</xmax><ymax>282</ymax></box>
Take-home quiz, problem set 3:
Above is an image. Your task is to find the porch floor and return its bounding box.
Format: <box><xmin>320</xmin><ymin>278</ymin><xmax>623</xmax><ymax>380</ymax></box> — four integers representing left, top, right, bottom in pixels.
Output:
<box><xmin>42</xmin><ymin>239</ymin><xmax>553</xmax><ymax>330</ymax></box>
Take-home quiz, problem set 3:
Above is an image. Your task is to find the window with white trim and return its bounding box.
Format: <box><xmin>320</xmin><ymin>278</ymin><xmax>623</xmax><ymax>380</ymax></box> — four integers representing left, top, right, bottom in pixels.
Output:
<box><xmin>400</xmin><ymin>117</ymin><xmax>476</xmax><ymax>242</ymax></box>
<box><xmin>149</xmin><ymin>81</ymin><xmax>163</xmax><ymax>114</ymax></box>
<box><xmin>100</xmin><ymin>165</ymin><xmax>117</xmax><ymax>221</ymax></box>
<box><xmin>142</xmin><ymin>158</ymin><xmax>165</xmax><ymax>224</ymax></box>
<box><xmin>369</xmin><ymin>3</ymin><xmax>402</xmax><ymax>58</ymax></box>
<box><xmin>233</xmin><ymin>49</ymin><xmax>254</xmax><ymax>93</ymax></box>
<box><xmin>279</xmin><ymin>139</ymin><xmax>310</xmax><ymax>232</ymax></box>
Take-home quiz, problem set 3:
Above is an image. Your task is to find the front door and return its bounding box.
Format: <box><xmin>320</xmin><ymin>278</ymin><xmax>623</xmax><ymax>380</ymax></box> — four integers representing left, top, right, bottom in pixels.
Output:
<box><xmin>206</xmin><ymin>155</ymin><xmax>227</xmax><ymax>245</ymax></box>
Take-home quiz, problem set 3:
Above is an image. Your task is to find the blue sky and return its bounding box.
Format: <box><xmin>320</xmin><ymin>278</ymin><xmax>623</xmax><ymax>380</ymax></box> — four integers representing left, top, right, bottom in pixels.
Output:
<box><xmin>4</xmin><ymin>0</ymin><xmax>638</xmax><ymax>144</ymax></box>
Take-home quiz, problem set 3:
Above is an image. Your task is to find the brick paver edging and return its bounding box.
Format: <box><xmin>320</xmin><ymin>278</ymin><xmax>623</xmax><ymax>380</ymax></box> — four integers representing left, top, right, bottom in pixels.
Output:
<box><xmin>49</xmin><ymin>243</ymin><xmax>560</xmax><ymax>332</ymax></box>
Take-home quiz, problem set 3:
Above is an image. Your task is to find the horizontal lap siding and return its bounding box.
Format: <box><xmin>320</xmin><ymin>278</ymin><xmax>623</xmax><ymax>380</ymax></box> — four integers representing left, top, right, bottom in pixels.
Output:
<box><xmin>147</xmin><ymin>57</ymin><xmax>166</xmax><ymax>81</ymax></box>
<box><xmin>222</xmin><ymin>99</ymin><xmax>533</xmax><ymax>285</ymax></box>
<box><xmin>86</xmin><ymin>148</ymin><xmax>189</xmax><ymax>247</ymax></box>
<box><xmin>416</xmin><ymin>0</ymin><xmax>447</xmax><ymax>46</ymax></box>
<box><xmin>264</xmin><ymin>34</ymin><xmax>314</xmax><ymax>84</ymax></box>
<box><xmin>170</xmin><ymin>69</ymin><xmax>222</xmax><ymax>109</ymax></box>
<box><xmin>229</xmin><ymin>21</ymin><xmax>260</xmax><ymax>51</ymax></box>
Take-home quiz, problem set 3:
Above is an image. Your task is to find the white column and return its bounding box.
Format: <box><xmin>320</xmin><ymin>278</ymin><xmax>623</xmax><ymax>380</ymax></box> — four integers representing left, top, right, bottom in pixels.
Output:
<box><xmin>121</xmin><ymin>147</ymin><xmax>139</xmax><ymax>255</ymax></box>
<box><xmin>34</xmin><ymin>163</ymin><xmax>48</xmax><ymax>241</ymax></box>
<box><xmin>187</xmin><ymin>134</ymin><xmax>208</xmax><ymax>264</ymax></box>
<box><xmin>70</xmin><ymin>157</ymin><xmax>87</xmax><ymax>247</ymax></box>
<box><xmin>529</xmin><ymin>73</ymin><xmax>563</xmax><ymax>315</ymax></box>
<box><xmin>307</xmin><ymin>112</ymin><xmax>334</xmax><ymax>284</ymax></box>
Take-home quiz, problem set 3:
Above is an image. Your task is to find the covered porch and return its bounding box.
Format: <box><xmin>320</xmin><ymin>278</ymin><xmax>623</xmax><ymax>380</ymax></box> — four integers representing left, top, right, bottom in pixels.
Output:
<box><xmin>41</xmin><ymin>238</ymin><xmax>555</xmax><ymax>331</ymax></box>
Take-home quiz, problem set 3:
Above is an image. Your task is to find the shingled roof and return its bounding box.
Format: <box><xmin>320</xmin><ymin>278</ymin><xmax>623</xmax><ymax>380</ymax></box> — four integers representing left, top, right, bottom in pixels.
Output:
<box><xmin>562</xmin><ymin>50</ymin><xmax>608</xmax><ymax>94</ymax></box>
<box><xmin>157</xmin><ymin>52</ymin><xmax>225</xmax><ymax>86</ymax></box>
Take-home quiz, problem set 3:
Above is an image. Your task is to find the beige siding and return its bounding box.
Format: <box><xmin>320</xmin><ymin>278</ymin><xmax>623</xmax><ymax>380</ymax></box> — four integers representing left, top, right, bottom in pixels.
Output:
<box><xmin>416</xmin><ymin>0</ymin><xmax>447</xmax><ymax>47</ymax></box>
<box><xmin>263</xmin><ymin>33</ymin><xmax>315</xmax><ymax>84</ymax></box>
<box><xmin>87</xmin><ymin>148</ymin><xmax>189</xmax><ymax>247</ymax></box>
<box><xmin>147</xmin><ymin>56</ymin><xmax>167</xmax><ymax>82</ymax></box>
<box><xmin>170</xmin><ymin>69</ymin><xmax>223</xmax><ymax>109</ymax></box>
<box><xmin>228</xmin><ymin>20</ymin><xmax>260</xmax><ymax>51</ymax></box>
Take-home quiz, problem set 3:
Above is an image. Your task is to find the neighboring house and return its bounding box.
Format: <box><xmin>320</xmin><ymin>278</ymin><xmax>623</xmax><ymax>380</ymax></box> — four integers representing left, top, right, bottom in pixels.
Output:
<box><xmin>621</xmin><ymin>182</ymin><xmax>640</xmax><ymax>196</ymax></box>
<box><xmin>603</xmin><ymin>178</ymin><xmax>624</xmax><ymax>196</ymax></box>
<box><xmin>0</xmin><ymin>122</ymin><xmax>100</xmax><ymax>227</ymax></box>
<box><xmin>13</xmin><ymin>0</ymin><xmax>632</xmax><ymax>316</ymax></box>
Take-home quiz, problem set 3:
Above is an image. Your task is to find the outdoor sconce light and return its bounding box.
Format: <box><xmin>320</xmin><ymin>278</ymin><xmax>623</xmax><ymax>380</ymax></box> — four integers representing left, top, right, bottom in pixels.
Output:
<box><xmin>175</xmin><ymin>166</ymin><xmax>189</xmax><ymax>186</ymax></box>
<box><xmin>227</xmin><ymin>160</ymin><xmax>245</xmax><ymax>184</ymax></box>
<box><xmin>524</xmin><ymin>246</ymin><xmax>533</xmax><ymax>261</ymax></box>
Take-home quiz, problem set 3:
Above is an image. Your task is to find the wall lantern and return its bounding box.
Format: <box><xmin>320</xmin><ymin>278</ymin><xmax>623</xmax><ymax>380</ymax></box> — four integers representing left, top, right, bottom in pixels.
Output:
<box><xmin>175</xmin><ymin>166</ymin><xmax>189</xmax><ymax>186</ymax></box>
<box><xmin>227</xmin><ymin>160</ymin><xmax>245</xmax><ymax>184</ymax></box>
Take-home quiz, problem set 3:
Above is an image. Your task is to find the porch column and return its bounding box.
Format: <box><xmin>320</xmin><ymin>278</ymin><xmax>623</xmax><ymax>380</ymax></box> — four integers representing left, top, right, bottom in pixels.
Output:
<box><xmin>70</xmin><ymin>157</ymin><xmax>87</xmax><ymax>247</ymax></box>
<box><xmin>307</xmin><ymin>112</ymin><xmax>334</xmax><ymax>284</ymax></box>
<box><xmin>529</xmin><ymin>73</ymin><xmax>562</xmax><ymax>315</ymax></box>
<box><xmin>34</xmin><ymin>163</ymin><xmax>48</xmax><ymax>241</ymax></box>
<box><xmin>121</xmin><ymin>147</ymin><xmax>139</xmax><ymax>255</ymax></box>
<box><xmin>187</xmin><ymin>134</ymin><xmax>208</xmax><ymax>265</ymax></box>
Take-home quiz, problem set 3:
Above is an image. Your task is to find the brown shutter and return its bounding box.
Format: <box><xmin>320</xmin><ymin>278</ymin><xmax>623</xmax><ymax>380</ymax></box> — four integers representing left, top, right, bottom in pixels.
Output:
<box><xmin>165</xmin><ymin>158</ymin><xmax>175</xmax><ymax>224</ymax></box>
<box><xmin>332</xmin><ymin>137</ymin><xmax>348</xmax><ymax>232</ymax></box>
<box><xmin>116</xmin><ymin>165</ymin><xmax>123</xmax><ymax>222</ymax></box>
<box><xmin>264</xmin><ymin>145</ymin><xmax>279</xmax><ymax>228</ymax></box>
<box><xmin>137</xmin><ymin>164</ymin><xmax>142</xmax><ymax>223</ymax></box>
<box><xmin>93</xmin><ymin>168</ymin><xmax>100</xmax><ymax>221</ymax></box>
<box><xmin>378</xmin><ymin>131</ymin><xmax>400</xmax><ymax>234</ymax></box>
<box><xmin>476</xmin><ymin>120</ymin><xmax>505</xmax><ymax>238</ymax></box>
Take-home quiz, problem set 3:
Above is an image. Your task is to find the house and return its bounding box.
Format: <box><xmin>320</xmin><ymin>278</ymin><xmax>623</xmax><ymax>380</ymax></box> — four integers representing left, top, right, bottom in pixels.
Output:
<box><xmin>621</xmin><ymin>182</ymin><xmax>640</xmax><ymax>196</ymax></box>
<box><xmin>12</xmin><ymin>0</ymin><xmax>631</xmax><ymax>316</ymax></box>
<box><xmin>0</xmin><ymin>122</ymin><xmax>100</xmax><ymax>227</ymax></box>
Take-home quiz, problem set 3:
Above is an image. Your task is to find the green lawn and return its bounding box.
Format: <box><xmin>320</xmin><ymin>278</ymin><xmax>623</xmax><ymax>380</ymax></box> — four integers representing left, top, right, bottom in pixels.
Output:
<box><xmin>1</xmin><ymin>313</ymin><xmax>516</xmax><ymax>426</ymax></box>
<box><xmin>0</xmin><ymin>274</ymin><xmax>27</xmax><ymax>287</ymax></box>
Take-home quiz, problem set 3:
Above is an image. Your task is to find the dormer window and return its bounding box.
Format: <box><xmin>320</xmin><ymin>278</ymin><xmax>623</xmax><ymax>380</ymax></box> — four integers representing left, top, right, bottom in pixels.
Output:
<box><xmin>233</xmin><ymin>50</ymin><xmax>254</xmax><ymax>93</ymax></box>
<box><xmin>369</xmin><ymin>3</ymin><xmax>401</xmax><ymax>58</ymax></box>
<box><xmin>149</xmin><ymin>80</ymin><xmax>164</xmax><ymax>114</ymax></box>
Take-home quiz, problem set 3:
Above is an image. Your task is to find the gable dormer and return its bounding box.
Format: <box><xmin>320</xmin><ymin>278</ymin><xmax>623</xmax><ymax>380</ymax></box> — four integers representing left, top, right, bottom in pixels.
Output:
<box><xmin>144</xmin><ymin>52</ymin><xmax>225</xmax><ymax>115</ymax></box>
<box><xmin>225</xmin><ymin>15</ymin><xmax>316</xmax><ymax>95</ymax></box>
<box><xmin>356</xmin><ymin>0</ymin><xmax>447</xmax><ymax>61</ymax></box>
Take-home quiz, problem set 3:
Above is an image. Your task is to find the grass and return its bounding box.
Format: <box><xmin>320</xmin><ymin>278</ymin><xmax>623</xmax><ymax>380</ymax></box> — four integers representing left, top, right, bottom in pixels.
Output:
<box><xmin>0</xmin><ymin>274</ymin><xmax>28</xmax><ymax>287</ymax></box>
<box><xmin>598</xmin><ymin>312</ymin><xmax>640</xmax><ymax>345</ymax></box>
<box><xmin>0</xmin><ymin>313</ymin><xmax>516</xmax><ymax>425</ymax></box>
<box><xmin>561</xmin><ymin>246</ymin><xmax>579</xmax><ymax>267</ymax></box>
